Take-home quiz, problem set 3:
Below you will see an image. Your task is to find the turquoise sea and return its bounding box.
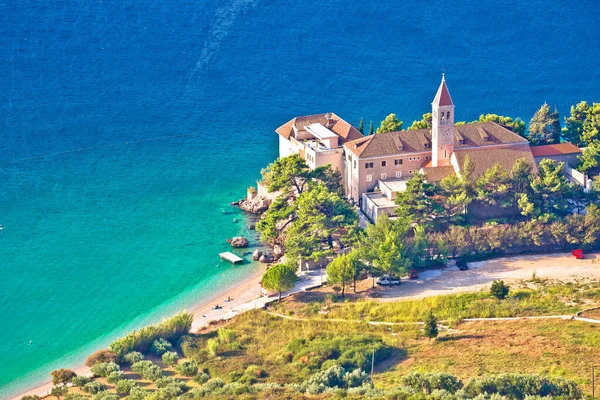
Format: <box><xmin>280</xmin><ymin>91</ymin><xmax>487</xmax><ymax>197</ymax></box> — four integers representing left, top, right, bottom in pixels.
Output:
<box><xmin>1</xmin><ymin>0</ymin><xmax>599</xmax><ymax>396</ymax></box>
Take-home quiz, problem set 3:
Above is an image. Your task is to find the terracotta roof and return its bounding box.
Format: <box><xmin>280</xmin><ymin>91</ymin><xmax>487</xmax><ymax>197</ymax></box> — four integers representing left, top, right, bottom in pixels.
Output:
<box><xmin>531</xmin><ymin>143</ymin><xmax>582</xmax><ymax>157</ymax></box>
<box><xmin>422</xmin><ymin>165</ymin><xmax>456</xmax><ymax>182</ymax></box>
<box><xmin>453</xmin><ymin>144</ymin><xmax>537</xmax><ymax>179</ymax></box>
<box><xmin>433</xmin><ymin>76</ymin><xmax>453</xmax><ymax>106</ymax></box>
<box><xmin>275</xmin><ymin>113</ymin><xmax>363</xmax><ymax>143</ymax></box>
<box><xmin>344</xmin><ymin>122</ymin><xmax>528</xmax><ymax>158</ymax></box>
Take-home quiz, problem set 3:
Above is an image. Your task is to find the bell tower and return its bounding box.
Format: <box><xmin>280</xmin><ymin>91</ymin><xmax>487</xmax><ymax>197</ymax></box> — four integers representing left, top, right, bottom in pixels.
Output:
<box><xmin>431</xmin><ymin>74</ymin><xmax>455</xmax><ymax>167</ymax></box>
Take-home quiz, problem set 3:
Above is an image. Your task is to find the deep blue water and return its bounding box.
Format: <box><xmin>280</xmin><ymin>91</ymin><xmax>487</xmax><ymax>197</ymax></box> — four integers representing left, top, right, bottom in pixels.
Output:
<box><xmin>1</xmin><ymin>0</ymin><xmax>599</xmax><ymax>396</ymax></box>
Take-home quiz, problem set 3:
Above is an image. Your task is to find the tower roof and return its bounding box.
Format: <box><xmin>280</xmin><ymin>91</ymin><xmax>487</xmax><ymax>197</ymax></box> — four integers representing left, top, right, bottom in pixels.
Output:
<box><xmin>432</xmin><ymin>74</ymin><xmax>453</xmax><ymax>106</ymax></box>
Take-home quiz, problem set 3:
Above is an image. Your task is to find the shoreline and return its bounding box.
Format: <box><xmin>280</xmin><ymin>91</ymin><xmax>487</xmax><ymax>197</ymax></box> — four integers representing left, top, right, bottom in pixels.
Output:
<box><xmin>9</xmin><ymin>263</ymin><xmax>267</xmax><ymax>400</ymax></box>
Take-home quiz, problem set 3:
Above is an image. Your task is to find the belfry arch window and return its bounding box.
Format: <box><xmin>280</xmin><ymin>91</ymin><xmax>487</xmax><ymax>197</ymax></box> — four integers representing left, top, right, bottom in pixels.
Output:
<box><xmin>446</xmin><ymin>111</ymin><xmax>451</xmax><ymax>119</ymax></box>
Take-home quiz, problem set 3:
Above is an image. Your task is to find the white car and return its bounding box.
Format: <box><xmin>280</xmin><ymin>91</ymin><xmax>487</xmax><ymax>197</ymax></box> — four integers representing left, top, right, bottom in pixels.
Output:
<box><xmin>377</xmin><ymin>275</ymin><xmax>401</xmax><ymax>286</ymax></box>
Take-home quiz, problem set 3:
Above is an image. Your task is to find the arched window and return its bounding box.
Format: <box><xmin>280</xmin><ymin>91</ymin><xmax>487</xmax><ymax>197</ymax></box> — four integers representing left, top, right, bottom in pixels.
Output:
<box><xmin>446</xmin><ymin>111</ymin><xmax>451</xmax><ymax>119</ymax></box>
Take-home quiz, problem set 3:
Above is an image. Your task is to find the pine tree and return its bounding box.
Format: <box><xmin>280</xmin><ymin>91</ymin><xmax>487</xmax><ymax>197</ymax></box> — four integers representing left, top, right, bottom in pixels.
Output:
<box><xmin>476</xmin><ymin>114</ymin><xmax>526</xmax><ymax>136</ymax></box>
<box><xmin>358</xmin><ymin>118</ymin><xmax>364</xmax><ymax>134</ymax></box>
<box><xmin>395</xmin><ymin>173</ymin><xmax>442</xmax><ymax>226</ymax></box>
<box><xmin>408</xmin><ymin>113</ymin><xmax>432</xmax><ymax>130</ymax></box>
<box><xmin>376</xmin><ymin>113</ymin><xmax>403</xmax><ymax>133</ymax></box>
<box><xmin>261</xmin><ymin>262</ymin><xmax>297</xmax><ymax>301</ymax></box>
<box><xmin>490</xmin><ymin>280</ymin><xmax>510</xmax><ymax>299</ymax></box>
<box><xmin>562</xmin><ymin>101</ymin><xmax>589</xmax><ymax>146</ymax></box>
<box><xmin>422</xmin><ymin>310</ymin><xmax>438</xmax><ymax>340</ymax></box>
<box><xmin>528</xmin><ymin>103</ymin><xmax>561</xmax><ymax>145</ymax></box>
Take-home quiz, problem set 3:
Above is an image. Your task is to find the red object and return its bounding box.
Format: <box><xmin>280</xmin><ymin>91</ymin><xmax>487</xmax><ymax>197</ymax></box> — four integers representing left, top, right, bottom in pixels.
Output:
<box><xmin>408</xmin><ymin>268</ymin><xmax>419</xmax><ymax>279</ymax></box>
<box><xmin>571</xmin><ymin>249</ymin><xmax>585</xmax><ymax>259</ymax></box>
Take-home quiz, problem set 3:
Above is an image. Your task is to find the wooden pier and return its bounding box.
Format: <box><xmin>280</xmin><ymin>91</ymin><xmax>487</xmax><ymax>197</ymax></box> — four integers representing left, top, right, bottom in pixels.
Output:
<box><xmin>219</xmin><ymin>252</ymin><xmax>244</xmax><ymax>264</ymax></box>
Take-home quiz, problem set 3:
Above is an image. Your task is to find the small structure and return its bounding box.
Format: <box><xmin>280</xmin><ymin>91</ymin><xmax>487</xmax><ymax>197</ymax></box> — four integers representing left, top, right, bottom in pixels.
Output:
<box><xmin>219</xmin><ymin>252</ymin><xmax>244</xmax><ymax>264</ymax></box>
<box><xmin>531</xmin><ymin>143</ymin><xmax>582</xmax><ymax>167</ymax></box>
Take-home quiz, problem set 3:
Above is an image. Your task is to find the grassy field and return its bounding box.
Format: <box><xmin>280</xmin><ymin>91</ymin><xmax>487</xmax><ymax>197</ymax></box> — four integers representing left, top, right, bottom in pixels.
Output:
<box><xmin>43</xmin><ymin>279</ymin><xmax>600</xmax><ymax>399</ymax></box>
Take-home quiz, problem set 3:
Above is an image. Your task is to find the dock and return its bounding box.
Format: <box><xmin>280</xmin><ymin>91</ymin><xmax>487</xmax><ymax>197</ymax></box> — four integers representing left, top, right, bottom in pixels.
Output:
<box><xmin>219</xmin><ymin>252</ymin><xmax>244</xmax><ymax>264</ymax></box>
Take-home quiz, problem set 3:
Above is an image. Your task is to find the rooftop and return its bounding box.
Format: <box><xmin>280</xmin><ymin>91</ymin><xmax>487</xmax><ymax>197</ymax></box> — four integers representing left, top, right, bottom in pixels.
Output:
<box><xmin>344</xmin><ymin>122</ymin><xmax>528</xmax><ymax>158</ymax></box>
<box><xmin>531</xmin><ymin>143</ymin><xmax>582</xmax><ymax>157</ymax></box>
<box><xmin>433</xmin><ymin>75</ymin><xmax>454</xmax><ymax>107</ymax></box>
<box><xmin>453</xmin><ymin>144</ymin><xmax>537</xmax><ymax>179</ymax></box>
<box><xmin>275</xmin><ymin>112</ymin><xmax>363</xmax><ymax>143</ymax></box>
<box><xmin>306</xmin><ymin>123</ymin><xmax>337</xmax><ymax>139</ymax></box>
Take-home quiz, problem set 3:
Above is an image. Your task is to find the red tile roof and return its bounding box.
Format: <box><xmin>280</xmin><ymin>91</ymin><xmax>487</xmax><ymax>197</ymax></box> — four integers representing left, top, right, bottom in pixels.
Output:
<box><xmin>275</xmin><ymin>113</ymin><xmax>363</xmax><ymax>143</ymax></box>
<box><xmin>530</xmin><ymin>143</ymin><xmax>581</xmax><ymax>157</ymax></box>
<box><xmin>433</xmin><ymin>76</ymin><xmax>453</xmax><ymax>106</ymax></box>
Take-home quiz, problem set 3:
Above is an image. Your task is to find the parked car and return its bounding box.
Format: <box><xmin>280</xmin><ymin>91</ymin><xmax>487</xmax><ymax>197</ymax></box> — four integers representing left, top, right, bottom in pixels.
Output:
<box><xmin>408</xmin><ymin>268</ymin><xmax>419</xmax><ymax>279</ymax></box>
<box><xmin>456</xmin><ymin>260</ymin><xmax>469</xmax><ymax>271</ymax></box>
<box><xmin>571</xmin><ymin>249</ymin><xmax>585</xmax><ymax>259</ymax></box>
<box><xmin>377</xmin><ymin>275</ymin><xmax>401</xmax><ymax>286</ymax></box>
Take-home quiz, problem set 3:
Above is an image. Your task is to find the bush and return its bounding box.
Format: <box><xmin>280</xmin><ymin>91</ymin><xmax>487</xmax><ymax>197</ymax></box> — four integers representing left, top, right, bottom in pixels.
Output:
<box><xmin>129</xmin><ymin>387</ymin><xmax>150</xmax><ymax>400</ymax></box>
<box><xmin>106</xmin><ymin>370</ymin><xmax>124</xmax><ymax>384</ymax></box>
<box><xmin>151</xmin><ymin>338</ymin><xmax>173</xmax><ymax>355</ymax></box>
<box><xmin>50</xmin><ymin>369</ymin><xmax>77</xmax><ymax>385</ymax></box>
<box><xmin>464</xmin><ymin>373</ymin><xmax>581</xmax><ymax>399</ymax></box>
<box><xmin>109</xmin><ymin>312</ymin><xmax>192</xmax><ymax>356</ymax></box>
<box><xmin>83</xmin><ymin>381</ymin><xmax>108</xmax><ymax>394</ymax></box>
<box><xmin>91</xmin><ymin>362</ymin><xmax>120</xmax><ymax>378</ymax></box>
<box><xmin>124</xmin><ymin>351</ymin><xmax>144</xmax><ymax>365</ymax></box>
<box><xmin>423</xmin><ymin>310</ymin><xmax>439</xmax><ymax>339</ymax></box>
<box><xmin>490</xmin><ymin>280</ymin><xmax>510</xmax><ymax>300</ymax></box>
<box><xmin>20</xmin><ymin>396</ymin><xmax>40</xmax><ymax>400</ymax></box>
<box><xmin>244</xmin><ymin>365</ymin><xmax>267</xmax><ymax>379</ymax></box>
<box><xmin>85</xmin><ymin>349</ymin><xmax>119</xmax><ymax>367</ymax></box>
<box><xmin>194</xmin><ymin>372</ymin><xmax>210</xmax><ymax>385</ymax></box>
<box><xmin>402</xmin><ymin>372</ymin><xmax>463</xmax><ymax>394</ymax></box>
<box><xmin>206</xmin><ymin>338</ymin><xmax>219</xmax><ymax>357</ymax></box>
<box><xmin>64</xmin><ymin>394</ymin><xmax>87</xmax><ymax>400</ymax></box>
<box><xmin>92</xmin><ymin>392</ymin><xmax>119</xmax><ymax>400</ymax></box>
<box><xmin>131</xmin><ymin>360</ymin><xmax>164</xmax><ymax>381</ymax></box>
<box><xmin>176</xmin><ymin>360</ymin><xmax>199</xmax><ymax>377</ymax></box>
<box><xmin>161</xmin><ymin>350</ymin><xmax>179</xmax><ymax>366</ymax></box>
<box><xmin>115</xmin><ymin>379</ymin><xmax>138</xmax><ymax>395</ymax></box>
<box><xmin>343</xmin><ymin>368</ymin><xmax>371</xmax><ymax>388</ymax></box>
<box><xmin>71</xmin><ymin>375</ymin><xmax>92</xmax><ymax>387</ymax></box>
<box><xmin>217</xmin><ymin>328</ymin><xmax>236</xmax><ymax>344</ymax></box>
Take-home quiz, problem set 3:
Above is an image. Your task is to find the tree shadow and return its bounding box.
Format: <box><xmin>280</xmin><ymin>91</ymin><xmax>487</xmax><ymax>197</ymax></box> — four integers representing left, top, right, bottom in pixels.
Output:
<box><xmin>437</xmin><ymin>334</ymin><xmax>484</xmax><ymax>342</ymax></box>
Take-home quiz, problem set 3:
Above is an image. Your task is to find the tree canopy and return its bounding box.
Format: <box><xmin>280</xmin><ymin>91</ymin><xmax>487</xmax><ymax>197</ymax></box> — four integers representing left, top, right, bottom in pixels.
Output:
<box><xmin>408</xmin><ymin>113</ymin><xmax>432</xmax><ymax>130</ymax></box>
<box><xmin>475</xmin><ymin>114</ymin><xmax>526</xmax><ymax>136</ymax></box>
<box><xmin>326</xmin><ymin>249</ymin><xmax>362</xmax><ymax>297</ymax></box>
<box><xmin>261</xmin><ymin>154</ymin><xmax>312</xmax><ymax>196</ymax></box>
<box><xmin>261</xmin><ymin>262</ymin><xmax>297</xmax><ymax>301</ymax></box>
<box><xmin>527</xmin><ymin>103</ymin><xmax>561</xmax><ymax>145</ymax></box>
<box><xmin>376</xmin><ymin>113</ymin><xmax>403</xmax><ymax>133</ymax></box>
<box><xmin>357</xmin><ymin>214</ymin><xmax>412</xmax><ymax>277</ymax></box>
<box><xmin>395</xmin><ymin>173</ymin><xmax>443</xmax><ymax>226</ymax></box>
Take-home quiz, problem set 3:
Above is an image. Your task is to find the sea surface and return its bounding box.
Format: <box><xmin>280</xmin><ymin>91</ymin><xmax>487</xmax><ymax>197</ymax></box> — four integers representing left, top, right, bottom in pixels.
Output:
<box><xmin>1</xmin><ymin>0</ymin><xmax>599</xmax><ymax>396</ymax></box>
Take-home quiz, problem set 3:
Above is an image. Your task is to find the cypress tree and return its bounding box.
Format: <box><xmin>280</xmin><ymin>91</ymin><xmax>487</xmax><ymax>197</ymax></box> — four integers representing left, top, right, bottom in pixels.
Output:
<box><xmin>368</xmin><ymin>121</ymin><xmax>374</xmax><ymax>136</ymax></box>
<box><xmin>358</xmin><ymin>118</ymin><xmax>364</xmax><ymax>134</ymax></box>
<box><xmin>423</xmin><ymin>310</ymin><xmax>438</xmax><ymax>340</ymax></box>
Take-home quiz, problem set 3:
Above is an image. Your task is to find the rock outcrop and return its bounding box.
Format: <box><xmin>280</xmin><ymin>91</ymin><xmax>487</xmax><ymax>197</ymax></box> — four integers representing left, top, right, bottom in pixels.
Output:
<box><xmin>272</xmin><ymin>245</ymin><xmax>284</xmax><ymax>260</ymax></box>
<box><xmin>252</xmin><ymin>249</ymin><xmax>263</xmax><ymax>261</ymax></box>
<box><xmin>259</xmin><ymin>253</ymin><xmax>274</xmax><ymax>263</ymax></box>
<box><xmin>239</xmin><ymin>196</ymin><xmax>271</xmax><ymax>214</ymax></box>
<box><xmin>227</xmin><ymin>236</ymin><xmax>249</xmax><ymax>248</ymax></box>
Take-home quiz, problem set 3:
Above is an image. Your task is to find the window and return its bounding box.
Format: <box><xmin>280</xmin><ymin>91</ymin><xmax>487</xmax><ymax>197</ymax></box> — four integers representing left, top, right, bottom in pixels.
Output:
<box><xmin>396</xmin><ymin>171</ymin><xmax>402</xmax><ymax>178</ymax></box>
<box><xmin>444</xmin><ymin>150</ymin><xmax>447</xmax><ymax>158</ymax></box>
<box><xmin>446</xmin><ymin>111</ymin><xmax>450</xmax><ymax>119</ymax></box>
<box><xmin>381</xmin><ymin>173</ymin><xmax>387</xmax><ymax>180</ymax></box>
<box><xmin>381</xmin><ymin>161</ymin><xmax>387</xmax><ymax>167</ymax></box>
<box><xmin>347</xmin><ymin>155</ymin><xmax>351</xmax><ymax>161</ymax></box>
<box><xmin>395</xmin><ymin>159</ymin><xmax>403</xmax><ymax>165</ymax></box>
<box><xmin>425</xmin><ymin>156</ymin><xmax>430</xmax><ymax>160</ymax></box>
<box><xmin>354</xmin><ymin>160</ymin><xmax>356</xmax><ymax>169</ymax></box>
<box><xmin>366</xmin><ymin>175</ymin><xmax>372</xmax><ymax>182</ymax></box>
<box><xmin>417</xmin><ymin>156</ymin><xmax>420</xmax><ymax>160</ymax></box>
<box><xmin>365</xmin><ymin>162</ymin><xmax>374</xmax><ymax>169</ymax></box>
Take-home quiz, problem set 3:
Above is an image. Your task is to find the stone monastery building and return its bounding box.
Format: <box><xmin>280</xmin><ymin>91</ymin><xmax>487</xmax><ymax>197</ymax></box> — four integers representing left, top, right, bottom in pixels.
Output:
<box><xmin>276</xmin><ymin>76</ymin><xmax>538</xmax><ymax>220</ymax></box>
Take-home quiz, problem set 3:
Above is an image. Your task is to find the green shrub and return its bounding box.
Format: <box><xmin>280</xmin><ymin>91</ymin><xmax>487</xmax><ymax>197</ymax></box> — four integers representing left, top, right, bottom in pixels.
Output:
<box><xmin>464</xmin><ymin>373</ymin><xmax>581</xmax><ymax>399</ymax></box>
<box><xmin>85</xmin><ymin>349</ymin><xmax>119</xmax><ymax>367</ymax></box>
<box><xmin>92</xmin><ymin>392</ymin><xmax>119</xmax><ymax>400</ymax></box>
<box><xmin>91</xmin><ymin>362</ymin><xmax>120</xmax><ymax>378</ymax></box>
<box><xmin>20</xmin><ymin>396</ymin><xmax>40</xmax><ymax>400</ymax></box>
<box><xmin>106</xmin><ymin>370</ymin><xmax>124</xmax><ymax>384</ymax></box>
<box><xmin>128</xmin><ymin>387</ymin><xmax>150</xmax><ymax>400</ymax></box>
<box><xmin>244</xmin><ymin>365</ymin><xmax>267</xmax><ymax>379</ymax></box>
<box><xmin>115</xmin><ymin>379</ymin><xmax>138</xmax><ymax>395</ymax></box>
<box><xmin>151</xmin><ymin>338</ymin><xmax>173</xmax><ymax>355</ymax></box>
<box><xmin>194</xmin><ymin>372</ymin><xmax>210</xmax><ymax>385</ymax></box>
<box><xmin>131</xmin><ymin>360</ymin><xmax>164</xmax><ymax>381</ymax></box>
<box><xmin>64</xmin><ymin>394</ymin><xmax>87</xmax><ymax>400</ymax></box>
<box><xmin>124</xmin><ymin>351</ymin><xmax>144</xmax><ymax>365</ymax></box>
<box><xmin>71</xmin><ymin>375</ymin><xmax>92</xmax><ymax>387</ymax></box>
<box><xmin>402</xmin><ymin>372</ymin><xmax>463</xmax><ymax>394</ymax></box>
<box><xmin>217</xmin><ymin>328</ymin><xmax>236</xmax><ymax>344</ymax></box>
<box><xmin>109</xmin><ymin>312</ymin><xmax>192</xmax><ymax>356</ymax></box>
<box><xmin>161</xmin><ymin>350</ymin><xmax>179</xmax><ymax>366</ymax></box>
<box><xmin>176</xmin><ymin>360</ymin><xmax>199</xmax><ymax>377</ymax></box>
<box><xmin>491</xmin><ymin>280</ymin><xmax>510</xmax><ymax>300</ymax></box>
<box><xmin>83</xmin><ymin>381</ymin><xmax>107</xmax><ymax>394</ymax></box>
<box><xmin>423</xmin><ymin>310</ymin><xmax>439</xmax><ymax>339</ymax></box>
<box><xmin>206</xmin><ymin>338</ymin><xmax>219</xmax><ymax>357</ymax></box>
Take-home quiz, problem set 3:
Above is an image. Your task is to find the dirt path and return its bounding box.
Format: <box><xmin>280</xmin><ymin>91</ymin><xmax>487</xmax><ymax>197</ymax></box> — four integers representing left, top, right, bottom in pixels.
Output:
<box><xmin>376</xmin><ymin>252</ymin><xmax>599</xmax><ymax>301</ymax></box>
